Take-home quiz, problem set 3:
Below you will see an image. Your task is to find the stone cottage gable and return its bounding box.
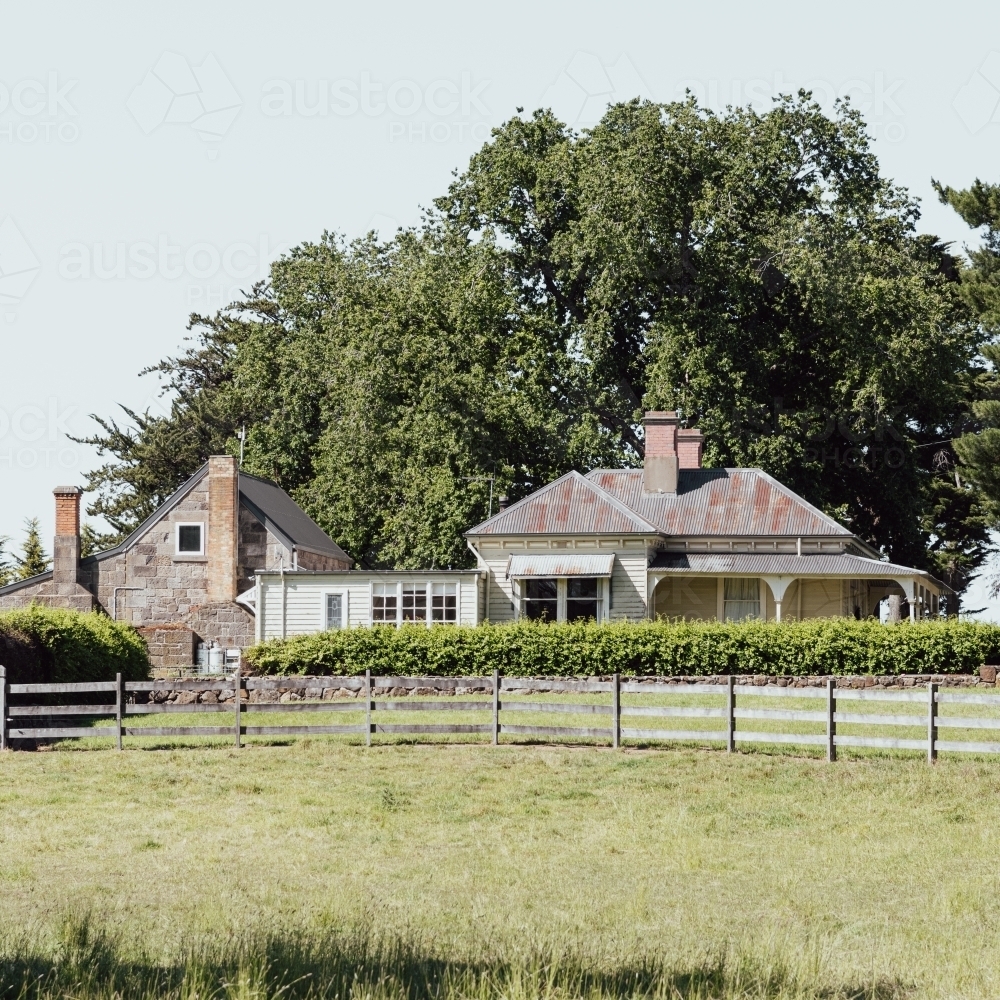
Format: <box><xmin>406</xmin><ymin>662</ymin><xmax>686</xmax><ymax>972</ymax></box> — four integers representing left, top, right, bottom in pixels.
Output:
<box><xmin>0</xmin><ymin>456</ymin><xmax>353</xmax><ymax>665</ymax></box>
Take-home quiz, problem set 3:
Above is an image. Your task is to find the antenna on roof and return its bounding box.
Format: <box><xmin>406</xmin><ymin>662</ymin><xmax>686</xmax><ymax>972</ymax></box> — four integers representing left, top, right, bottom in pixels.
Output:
<box><xmin>237</xmin><ymin>425</ymin><xmax>246</xmax><ymax>469</ymax></box>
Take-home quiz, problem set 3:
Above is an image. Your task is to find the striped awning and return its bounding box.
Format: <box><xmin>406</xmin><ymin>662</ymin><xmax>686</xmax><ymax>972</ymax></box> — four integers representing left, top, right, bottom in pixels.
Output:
<box><xmin>506</xmin><ymin>554</ymin><xmax>615</xmax><ymax>579</ymax></box>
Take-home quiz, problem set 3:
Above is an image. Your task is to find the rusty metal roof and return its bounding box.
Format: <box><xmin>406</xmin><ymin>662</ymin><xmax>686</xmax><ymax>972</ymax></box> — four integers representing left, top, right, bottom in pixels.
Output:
<box><xmin>506</xmin><ymin>554</ymin><xmax>615</xmax><ymax>579</ymax></box>
<box><xmin>648</xmin><ymin>552</ymin><xmax>935</xmax><ymax>580</ymax></box>
<box><xmin>587</xmin><ymin>469</ymin><xmax>852</xmax><ymax>537</ymax></box>
<box><xmin>467</xmin><ymin>472</ymin><xmax>660</xmax><ymax>536</ymax></box>
<box><xmin>468</xmin><ymin>467</ymin><xmax>853</xmax><ymax>539</ymax></box>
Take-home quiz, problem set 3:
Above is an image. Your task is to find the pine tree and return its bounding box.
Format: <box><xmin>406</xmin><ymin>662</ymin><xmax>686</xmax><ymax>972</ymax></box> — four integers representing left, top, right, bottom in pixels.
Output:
<box><xmin>0</xmin><ymin>535</ymin><xmax>14</xmax><ymax>587</ymax></box>
<box><xmin>15</xmin><ymin>518</ymin><xmax>51</xmax><ymax>579</ymax></box>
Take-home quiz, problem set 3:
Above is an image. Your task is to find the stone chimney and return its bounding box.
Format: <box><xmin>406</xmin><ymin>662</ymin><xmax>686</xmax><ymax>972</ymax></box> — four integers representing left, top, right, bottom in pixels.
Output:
<box><xmin>207</xmin><ymin>455</ymin><xmax>239</xmax><ymax>603</ymax></box>
<box><xmin>677</xmin><ymin>428</ymin><xmax>704</xmax><ymax>469</ymax></box>
<box><xmin>52</xmin><ymin>486</ymin><xmax>82</xmax><ymax>590</ymax></box>
<box><xmin>642</xmin><ymin>411</ymin><xmax>679</xmax><ymax>494</ymax></box>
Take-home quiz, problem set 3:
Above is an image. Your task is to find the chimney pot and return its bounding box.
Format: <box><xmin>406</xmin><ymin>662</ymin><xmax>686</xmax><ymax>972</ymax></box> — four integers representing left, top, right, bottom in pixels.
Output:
<box><xmin>497</xmin><ymin>495</ymin><xmax>509</xmax><ymax>513</ymax></box>
<box><xmin>677</xmin><ymin>428</ymin><xmax>705</xmax><ymax>469</ymax></box>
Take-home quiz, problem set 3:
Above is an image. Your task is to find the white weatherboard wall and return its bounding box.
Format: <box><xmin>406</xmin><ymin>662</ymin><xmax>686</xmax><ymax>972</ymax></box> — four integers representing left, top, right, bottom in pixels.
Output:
<box><xmin>469</xmin><ymin>536</ymin><xmax>653</xmax><ymax>622</ymax></box>
<box><xmin>257</xmin><ymin>572</ymin><xmax>481</xmax><ymax>640</ymax></box>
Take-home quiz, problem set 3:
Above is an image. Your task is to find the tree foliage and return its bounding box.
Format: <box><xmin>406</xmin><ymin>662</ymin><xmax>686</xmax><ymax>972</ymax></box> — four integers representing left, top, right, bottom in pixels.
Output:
<box><xmin>15</xmin><ymin>518</ymin><xmax>51</xmax><ymax>580</ymax></box>
<box><xmin>78</xmin><ymin>95</ymin><xmax>992</xmax><ymax>592</ymax></box>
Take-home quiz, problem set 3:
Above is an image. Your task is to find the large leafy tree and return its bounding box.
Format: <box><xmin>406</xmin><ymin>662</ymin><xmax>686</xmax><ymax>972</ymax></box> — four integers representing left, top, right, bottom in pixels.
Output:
<box><xmin>438</xmin><ymin>96</ymin><xmax>986</xmax><ymax>586</ymax></box>
<box><xmin>79</xmin><ymin>95</ymin><xmax>989</xmax><ymax>592</ymax></box>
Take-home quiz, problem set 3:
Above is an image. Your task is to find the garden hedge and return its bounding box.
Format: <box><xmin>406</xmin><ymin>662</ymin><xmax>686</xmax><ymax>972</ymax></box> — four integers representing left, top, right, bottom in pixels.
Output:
<box><xmin>0</xmin><ymin>606</ymin><xmax>149</xmax><ymax>685</ymax></box>
<box><xmin>244</xmin><ymin>618</ymin><xmax>1000</xmax><ymax>678</ymax></box>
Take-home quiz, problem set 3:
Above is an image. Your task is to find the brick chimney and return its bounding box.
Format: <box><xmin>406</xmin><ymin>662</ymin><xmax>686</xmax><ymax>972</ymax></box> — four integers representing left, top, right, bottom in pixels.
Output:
<box><xmin>643</xmin><ymin>413</ymin><xmax>705</xmax><ymax>492</ymax></box>
<box><xmin>677</xmin><ymin>428</ymin><xmax>704</xmax><ymax>469</ymax></box>
<box><xmin>52</xmin><ymin>486</ymin><xmax>82</xmax><ymax>589</ymax></box>
<box><xmin>642</xmin><ymin>412</ymin><xmax>679</xmax><ymax>494</ymax></box>
<box><xmin>207</xmin><ymin>456</ymin><xmax>239</xmax><ymax>603</ymax></box>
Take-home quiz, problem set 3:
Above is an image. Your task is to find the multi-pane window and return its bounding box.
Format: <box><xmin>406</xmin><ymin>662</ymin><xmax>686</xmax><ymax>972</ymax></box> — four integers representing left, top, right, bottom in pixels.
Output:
<box><xmin>432</xmin><ymin>583</ymin><xmax>457</xmax><ymax>622</ymax></box>
<box><xmin>325</xmin><ymin>593</ymin><xmax>344</xmax><ymax>630</ymax></box>
<box><xmin>372</xmin><ymin>583</ymin><xmax>398</xmax><ymax>623</ymax></box>
<box><xmin>724</xmin><ymin>578</ymin><xmax>760</xmax><ymax>622</ymax></box>
<box><xmin>402</xmin><ymin>585</ymin><xmax>427</xmax><ymax>621</ymax></box>
<box><xmin>566</xmin><ymin>578</ymin><xmax>600</xmax><ymax>621</ymax></box>
<box><xmin>523</xmin><ymin>578</ymin><xmax>558</xmax><ymax>621</ymax></box>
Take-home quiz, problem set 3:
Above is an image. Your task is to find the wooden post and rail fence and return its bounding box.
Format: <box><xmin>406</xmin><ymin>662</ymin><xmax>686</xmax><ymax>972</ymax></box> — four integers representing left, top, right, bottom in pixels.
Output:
<box><xmin>0</xmin><ymin>665</ymin><xmax>997</xmax><ymax>761</ymax></box>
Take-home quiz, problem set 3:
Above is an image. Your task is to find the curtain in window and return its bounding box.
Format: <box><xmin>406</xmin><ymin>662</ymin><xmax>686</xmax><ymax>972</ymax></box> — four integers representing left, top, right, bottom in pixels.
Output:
<box><xmin>724</xmin><ymin>578</ymin><xmax>760</xmax><ymax>622</ymax></box>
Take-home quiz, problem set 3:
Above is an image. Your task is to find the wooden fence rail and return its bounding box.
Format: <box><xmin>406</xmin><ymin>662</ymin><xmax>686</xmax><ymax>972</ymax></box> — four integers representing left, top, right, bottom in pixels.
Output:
<box><xmin>2</xmin><ymin>665</ymin><xmax>1000</xmax><ymax>762</ymax></box>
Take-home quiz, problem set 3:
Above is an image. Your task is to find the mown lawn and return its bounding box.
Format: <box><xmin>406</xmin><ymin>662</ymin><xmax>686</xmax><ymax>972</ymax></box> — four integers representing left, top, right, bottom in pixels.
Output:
<box><xmin>1</xmin><ymin>740</ymin><xmax>999</xmax><ymax>999</ymax></box>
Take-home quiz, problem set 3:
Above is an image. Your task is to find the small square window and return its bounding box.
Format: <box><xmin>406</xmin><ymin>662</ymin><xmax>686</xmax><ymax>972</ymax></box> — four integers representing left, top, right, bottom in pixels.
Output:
<box><xmin>402</xmin><ymin>585</ymin><xmax>427</xmax><ymax>621</ymax></box>
<box><xmin>432</xmin><ymin>583</ymin><xmax>457</xmax><ymax>622</ymax></box>
<box><xmin>372</xmin><ymin>583</ymin><xmax>398</xmax><ymax>624</ymax></box>
<box><xmin>176</xmin><ymin>523</ymin><xmax>204</xmax><ymax>555</ymax></box>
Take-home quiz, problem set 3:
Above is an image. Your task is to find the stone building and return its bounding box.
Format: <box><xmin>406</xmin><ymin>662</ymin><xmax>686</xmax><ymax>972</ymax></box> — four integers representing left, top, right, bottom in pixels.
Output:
<box><xmin>0</xmin><ymin>456</ymin><xmax>351</xmax><ymax>665</ymax></box>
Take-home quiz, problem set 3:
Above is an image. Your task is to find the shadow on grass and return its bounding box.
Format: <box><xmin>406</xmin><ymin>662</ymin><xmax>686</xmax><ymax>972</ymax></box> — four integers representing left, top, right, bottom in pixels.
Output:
<box><xmin>0</xmin><ymin>913</ymin><xmax>907</xmax><ymax>1000</ymax></box>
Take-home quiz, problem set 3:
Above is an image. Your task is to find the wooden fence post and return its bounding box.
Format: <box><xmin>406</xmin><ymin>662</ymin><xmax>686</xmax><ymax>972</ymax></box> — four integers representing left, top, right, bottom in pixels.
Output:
<box><xmin>726</xmin><ymin>676</ymin><xmax>735</xmax><ymax>753</ymax></box>
<box><xmin>115</xmin><ymin>672</ymin><xmax>124</xmax><ymax>751</ymax></box>
<box><xmin>0</xmin><ymin>665</ymin><xmax>7</xmax><ymax>751</ymax></box>
<box><xmin>365</xmin><ymin>668</ymin><xmax>372</xmax><ymax>747</ymax></box>
<box><xmin>928</xmin><ymin>681</ymin><xmax>938</xmax><ymax>763</ymax></box>
<box><xmin>492</xmin><ymin>669</ymin><xmax>499</xmax><ymax>746</ymax></box>
<box><xmin>234</xmin><ymin>667</ymin><xmax>242</xmax><ymax>749</ymax></box>
<box><xmin>826</xmin><ymin>678</ymin><xmax>836</xmax><ymax>763</ymax></box>
<box><xmin>612</xmin><ymin>672</ymin><xmax>620</xmax><ymax>749</ymax></box>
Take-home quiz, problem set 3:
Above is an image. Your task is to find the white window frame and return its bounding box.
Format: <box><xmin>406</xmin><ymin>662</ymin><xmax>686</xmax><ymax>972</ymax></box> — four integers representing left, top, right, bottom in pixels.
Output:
<box><xmin>431</xmin><ymin>581</ymin><xmax>459</xmax><ymax>624</ymax></box>
<box><xmin>323</xmin><ymin>590</ymin><xmax>348</xmax><ymax>630</ymax></box>
<box><xmin>517</xmin><ymin>577</ymin><xmax>608</xmax><ymax>622</ymax></box>
<box><xmin>175</xmin><ymin>521</ymin><xmax>205</xmax><ymax>556</ymax></box>
<box><xmin>366</xmin><ymin>579</ymin><xmax>465</xmax><ymax>627</ymax></box>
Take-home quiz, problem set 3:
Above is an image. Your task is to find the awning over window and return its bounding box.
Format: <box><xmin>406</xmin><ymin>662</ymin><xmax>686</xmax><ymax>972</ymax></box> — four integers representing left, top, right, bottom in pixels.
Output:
<box><xmin>506</xmin><ymin>554</ymin><xmax>615</xmax><ymax>580</ymax></box>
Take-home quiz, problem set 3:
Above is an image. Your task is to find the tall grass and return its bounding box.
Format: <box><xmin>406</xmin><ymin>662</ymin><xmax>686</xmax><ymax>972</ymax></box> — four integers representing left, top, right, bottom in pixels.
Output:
<box><xmin>0</xmin><ymin>913</ymin><xmax>902</xmax><ymax>1000</ymax></box>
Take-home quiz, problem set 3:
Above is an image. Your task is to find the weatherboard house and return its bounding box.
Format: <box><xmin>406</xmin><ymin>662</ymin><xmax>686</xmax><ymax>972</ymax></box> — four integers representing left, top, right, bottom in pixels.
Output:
<box><xmin>0</xmin><ymin>415</ymin><xmax>949</xmax><ymax>664</ymax></box>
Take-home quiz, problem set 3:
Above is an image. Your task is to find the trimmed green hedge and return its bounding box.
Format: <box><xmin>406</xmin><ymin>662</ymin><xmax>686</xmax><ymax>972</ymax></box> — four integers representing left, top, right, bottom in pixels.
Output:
<box><xmin>244</xmin><ymin>618</ymin><xmax>1000</xmax><ymax>678</ymax></box>
<box><xmin>0</xmin><ymin>606</ymin><xmax>149</xmax><ymax>685</ymax></box>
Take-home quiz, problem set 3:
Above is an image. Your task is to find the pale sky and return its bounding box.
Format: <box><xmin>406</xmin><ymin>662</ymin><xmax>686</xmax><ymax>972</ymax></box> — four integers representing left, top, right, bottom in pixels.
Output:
<box><xmin>2</xmin><ymin>0</ymin><xmax>999</xmax><ymax>614</ymax></box>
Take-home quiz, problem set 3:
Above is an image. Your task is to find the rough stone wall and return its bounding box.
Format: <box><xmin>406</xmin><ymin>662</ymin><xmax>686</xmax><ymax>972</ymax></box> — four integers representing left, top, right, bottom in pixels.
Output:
<box><xmin>0</xmin><ymin>578</ymin><xmax>52</xmax><ymax>610</ymax></box>
<box><xmin>138</xmin><ymin>625</ymin><xmax>197</xmax><ymax>667</ymax></box>
<box><xmin>238</xmin><ymin>505</ymin><xmax>269</xmax><ymax>593</ymax></box>
<box><xmin>297</xmin><ymin>549</ymin><xmax>352</xmax><ymax>571</ymax></box>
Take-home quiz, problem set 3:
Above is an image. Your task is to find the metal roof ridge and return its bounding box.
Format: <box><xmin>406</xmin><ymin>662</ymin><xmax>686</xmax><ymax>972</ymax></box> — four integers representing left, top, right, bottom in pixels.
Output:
<box><xmin>0</xmin><ymin>569</ymin><xmax>54</xmax><ymax>597</ymax></box>
<box><xmin>465</xmin><ymin>470</ymin><xmax>662</xmax><ymax>536</ymax></box>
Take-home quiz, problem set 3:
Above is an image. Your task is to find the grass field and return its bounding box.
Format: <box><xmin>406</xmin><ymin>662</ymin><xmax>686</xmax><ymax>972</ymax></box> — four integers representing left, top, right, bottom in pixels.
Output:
<box><xmin>2</xmin><ymin>736</ymin><xmax>1000</xmax><ymax>999</ymax></box>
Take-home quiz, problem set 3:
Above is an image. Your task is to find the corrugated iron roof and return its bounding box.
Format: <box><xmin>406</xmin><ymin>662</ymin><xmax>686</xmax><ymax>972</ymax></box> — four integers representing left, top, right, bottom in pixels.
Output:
<box><xmin>467</xmin><ymin>471</ymin><xmax>660</xmax><ymax>536</ymax></box>
<box><xmin>648</xmin><ymin>552</ymin><xmax>936</xmax><ymax>580</ymax></box>
<box><xmin>506</xmin><ymin>554</ymin><xmax>615</xmax><ymax>579</ymax></box>
<box><xmin>587</xmin><ymin>469</ymin><xmax>852</xmax><ymax>537</ymax></box>
<box><xmin>238</xmin><ymin>474</ymin><xmax>352</xmax><ymax>563</ymax></box>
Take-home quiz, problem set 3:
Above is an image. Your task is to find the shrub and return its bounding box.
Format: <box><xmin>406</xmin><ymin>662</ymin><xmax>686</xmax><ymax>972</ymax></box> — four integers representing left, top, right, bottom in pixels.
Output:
<box><xmin>244</xmin><ymin>618</ymin><xmax>1000</xmax><ymax>678</ymax></box>
<box><xmin>0</xmin><ymin>606</ymin><xmax>149</xmax><ymax>685</ymax></box>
